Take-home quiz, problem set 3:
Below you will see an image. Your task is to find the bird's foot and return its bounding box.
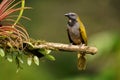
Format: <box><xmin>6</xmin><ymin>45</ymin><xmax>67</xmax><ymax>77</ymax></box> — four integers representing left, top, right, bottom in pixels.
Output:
<box><xmin>79</xmin><ymin>44</ymin><xmax>86</xmax><ymax>55</ymax></box>
<box><xmin>79</xmin><ymin>44</ymin><xmax>85</xmax><ymax>49</ymax></box>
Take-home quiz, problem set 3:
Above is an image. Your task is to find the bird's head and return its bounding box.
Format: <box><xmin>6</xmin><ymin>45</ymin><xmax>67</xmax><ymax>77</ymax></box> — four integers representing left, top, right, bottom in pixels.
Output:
<box><xmin>64</xmin><ymin>12</ymin><xmax>78</xmax><ymax>20</ymax></box>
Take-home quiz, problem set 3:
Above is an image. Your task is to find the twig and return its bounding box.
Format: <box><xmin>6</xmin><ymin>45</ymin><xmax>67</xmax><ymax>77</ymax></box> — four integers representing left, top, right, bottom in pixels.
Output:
<box><xmin>34</xmin><ymin>42</ymin><xmax>97</xmax><ymax>55</ymax></box>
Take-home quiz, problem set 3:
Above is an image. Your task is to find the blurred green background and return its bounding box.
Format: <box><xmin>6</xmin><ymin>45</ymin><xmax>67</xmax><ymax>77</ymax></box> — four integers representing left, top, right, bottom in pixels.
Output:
<box><xmin>0</xmin><ymin>0</ymin><xmax>120</xmax><ymax>80</ymax></box>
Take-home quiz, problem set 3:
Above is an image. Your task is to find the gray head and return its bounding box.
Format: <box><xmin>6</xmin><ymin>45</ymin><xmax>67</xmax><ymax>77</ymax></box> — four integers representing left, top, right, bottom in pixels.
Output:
<box><xmin>64</xmin><ymin>12</ymin><xmax>78</xmax><ymax>20</ymax></box>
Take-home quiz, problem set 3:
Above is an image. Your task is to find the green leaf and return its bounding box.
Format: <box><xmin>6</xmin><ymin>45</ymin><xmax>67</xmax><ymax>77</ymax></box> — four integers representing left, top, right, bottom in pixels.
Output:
<box><xmin>45</xmin><ymin>55</ymin><xmax>55</xmax><ymax>61</ymax></box>
<box><xmin>27</xmin><ymin>56</ymin><xmax>32</xmax><ymax>66</ymax></box>
<box><xmin>39</xmin><ymin>49</ymin><xmax>51</xmax><ymax>55</ymax></box>
<box><xmin>7</xmin><ymin>54</ymin><xmax>13</xmax><ymax>62</ymax></box>
<box><xmin>0</xmin><ymin>48</ymin><xmax>5</xmax><ymax>57</ymax></box>
<box><xmin>15</xmin><ymin>57</ymin><xmax>20</xmax><ymax>68</ymax></box>
<box><xmin>16</xmin><ymin>68</ymin><xmax>21</xmax><ymax>73</ymax></box>
<box><xmin>13</xmin><ymin>0</ymin><xmax>25</xmax><ymax>27</ymax></box>
<box><xmin>15</xmin><ymin>56</ymin><xmax>23</xmax><ymax>73</ymax></box>
<box><xmin>33</xmin><ymin>56</ymin><xmax>39</xmax><ymax>66</ymax></box>
<box><xmin>18</xmin><ymin>57</ymin><xmax>24</xmax><ymax>64</ymax></box>
<box><xmin>46</xmin><ymin>50</ymin><xmax>51</xmax><ymax>54</ymax></box>
<box><xmin>16</xmin><ymin>67</ymin><xmax>23</xmax><ymax>73</ymax></box>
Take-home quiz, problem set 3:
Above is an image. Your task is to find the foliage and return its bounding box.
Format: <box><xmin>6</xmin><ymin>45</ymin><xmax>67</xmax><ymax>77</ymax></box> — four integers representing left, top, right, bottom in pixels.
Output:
<box><xmin>0</xmin><ymin>0</ymin><xmax>55</xmax><ymax>72</ymax></box>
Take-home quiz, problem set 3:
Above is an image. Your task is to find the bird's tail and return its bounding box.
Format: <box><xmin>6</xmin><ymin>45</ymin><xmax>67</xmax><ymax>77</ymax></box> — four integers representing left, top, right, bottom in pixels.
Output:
<box><xmin>77</xmin><ymin>52</ymin><xmax>86</xmax><ymax>70</ymax></box>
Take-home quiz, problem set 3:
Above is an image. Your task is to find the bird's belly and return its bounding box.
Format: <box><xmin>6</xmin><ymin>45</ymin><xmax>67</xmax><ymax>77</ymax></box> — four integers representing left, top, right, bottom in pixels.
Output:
<box><xmin>68</xmin><ymin>29</ymin><xmax>81</xmax><ymax>45</ymax></box>
<box><xmin>72</xmin><ymin>37</ymin><xmax>81</xmax><ymax>45</ymax></box>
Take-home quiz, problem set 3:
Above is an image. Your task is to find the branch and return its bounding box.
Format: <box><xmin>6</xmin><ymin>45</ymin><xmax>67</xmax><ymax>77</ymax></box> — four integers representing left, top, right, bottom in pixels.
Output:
<box><xmin>34</xmin><ymin>42</ymin><xmax>97</xmax><ymax>55</ymax></box>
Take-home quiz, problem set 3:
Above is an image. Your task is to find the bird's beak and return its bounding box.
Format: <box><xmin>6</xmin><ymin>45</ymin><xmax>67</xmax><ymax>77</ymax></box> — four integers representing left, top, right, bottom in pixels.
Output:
<box><xmin>64</xmin><ymin>13</ymin><xmax>69</xmax><ymax>17</ymax></box>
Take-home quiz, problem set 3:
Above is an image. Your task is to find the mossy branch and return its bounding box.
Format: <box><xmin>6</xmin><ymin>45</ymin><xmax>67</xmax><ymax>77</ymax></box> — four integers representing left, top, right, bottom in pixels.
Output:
<box><xmin>31</xmin><ymin>42</ymin><xmax>97</xmax><ymax>55</ymax></box>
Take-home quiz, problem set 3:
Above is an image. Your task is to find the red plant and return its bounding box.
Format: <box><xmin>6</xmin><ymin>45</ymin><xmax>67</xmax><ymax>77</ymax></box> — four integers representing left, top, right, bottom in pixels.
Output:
<box><xmin>0</xmin><ymin>0</ymin><xmax>30</xmax><ymax>49</ymax></box>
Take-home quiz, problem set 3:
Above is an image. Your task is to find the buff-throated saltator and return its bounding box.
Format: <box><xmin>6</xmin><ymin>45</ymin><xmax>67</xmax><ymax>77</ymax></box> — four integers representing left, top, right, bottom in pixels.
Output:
<box><xmin>65</xmin><ymin>12</ymin><xmax>88</xmax><ymax>70</ymax></box>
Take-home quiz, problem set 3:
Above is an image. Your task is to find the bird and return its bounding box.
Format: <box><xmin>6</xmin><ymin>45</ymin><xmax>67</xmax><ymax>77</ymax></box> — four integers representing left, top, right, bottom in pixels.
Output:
<box><xmin>64</xmin><ymin>12</ymin><xmax>88</xmax><ymax>70</ymax></box>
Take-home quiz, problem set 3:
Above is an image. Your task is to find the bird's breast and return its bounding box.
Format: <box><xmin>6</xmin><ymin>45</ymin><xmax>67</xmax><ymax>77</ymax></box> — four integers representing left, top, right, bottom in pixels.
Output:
<box><xmin>67</xmin><ymin>22</ymin><xmax>82</xmax><ymax>44</ymax></box>
<box><xmin>67</xmin><ymin>22</ymin><xmax>80</xmax><ymax>36</ymax></box>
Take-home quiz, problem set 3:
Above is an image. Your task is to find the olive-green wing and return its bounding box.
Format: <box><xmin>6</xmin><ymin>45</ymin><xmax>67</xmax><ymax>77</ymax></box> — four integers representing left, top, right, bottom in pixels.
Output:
<box><xmin>77</xmin><ymin>17</ymin><xmax>88</xmax><ymax>45</ymax></box>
